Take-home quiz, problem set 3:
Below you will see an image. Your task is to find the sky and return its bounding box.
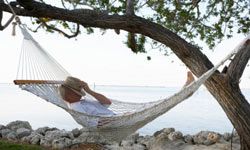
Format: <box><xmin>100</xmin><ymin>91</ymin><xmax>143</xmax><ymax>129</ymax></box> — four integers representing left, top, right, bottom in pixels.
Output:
<box><xmin>0</xmin><ymin>13</ymin><xmax>249</xmax><ymax>88</ymax></box>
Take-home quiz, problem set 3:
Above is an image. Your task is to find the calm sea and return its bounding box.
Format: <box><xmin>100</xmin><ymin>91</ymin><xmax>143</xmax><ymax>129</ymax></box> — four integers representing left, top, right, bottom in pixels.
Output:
<box><xmin>1</xmin><ymin>84</ymin><xmax>249</xmax><ymax>135</ymax></box>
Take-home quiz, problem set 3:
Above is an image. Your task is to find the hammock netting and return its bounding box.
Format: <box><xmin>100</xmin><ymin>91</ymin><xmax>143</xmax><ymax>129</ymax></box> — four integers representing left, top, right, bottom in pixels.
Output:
<box><xmin>14</xmin><ymin>25</ymin><xmax>239</xmax><ymax>141</ymax></box>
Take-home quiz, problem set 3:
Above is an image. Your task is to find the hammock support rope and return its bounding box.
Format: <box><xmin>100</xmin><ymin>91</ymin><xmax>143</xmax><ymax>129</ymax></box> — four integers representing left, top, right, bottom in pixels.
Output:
<box><xmin>13</xmin><ymin>25</ymin><xmax>242</xmax><ymax>141</ymax></box>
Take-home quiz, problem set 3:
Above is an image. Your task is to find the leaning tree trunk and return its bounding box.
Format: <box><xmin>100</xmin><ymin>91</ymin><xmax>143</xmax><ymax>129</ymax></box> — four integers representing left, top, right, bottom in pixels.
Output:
<box><xmin>0</xmin><ymin>1</ymin><xmax>250</xmax><ymax>149</ymax></box>
<box><xmin>205</xmin><ymin>74</ymin><xmax>250</xmax><ymax>150</ymax></box>
<box><xmin>203</xmin><ymin>39</ymin><xmax>250</xmax><ymax>149</ymax></box>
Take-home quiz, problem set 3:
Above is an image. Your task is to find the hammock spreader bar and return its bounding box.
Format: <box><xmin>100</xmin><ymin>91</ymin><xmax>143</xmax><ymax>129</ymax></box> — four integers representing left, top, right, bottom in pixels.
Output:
<box><xmin>14</xmin><ymin>80</ymin><xmax>63</xmax><ymax>85</ymax></box>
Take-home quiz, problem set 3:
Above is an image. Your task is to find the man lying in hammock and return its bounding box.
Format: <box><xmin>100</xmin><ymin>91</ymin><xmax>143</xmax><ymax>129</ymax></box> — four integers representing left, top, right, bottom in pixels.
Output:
<box><xmin>58</xmin><ymin>76</ymin><xmax>116</xmax><ymax>116</ymax></box>
<box><xmin>58</xmin><ymin>71</ymin><xmax>195</xmax><ymax>117</ymax></box>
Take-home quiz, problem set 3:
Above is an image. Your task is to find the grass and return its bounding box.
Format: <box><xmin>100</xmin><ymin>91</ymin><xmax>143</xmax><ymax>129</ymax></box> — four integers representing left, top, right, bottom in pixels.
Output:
<box><xmin>0</xmin><ymin>139</ymin><xmax>45</xmax><ymax>150</ymax></box>
<box><xmin>0</xmin><ymin>139</ymin><xmax>104</xmax><ymax>150</ymax></box>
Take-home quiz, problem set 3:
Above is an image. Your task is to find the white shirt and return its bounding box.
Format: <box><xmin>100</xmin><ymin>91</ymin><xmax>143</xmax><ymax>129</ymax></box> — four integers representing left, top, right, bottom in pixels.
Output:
<box><xmin>68</xmin><ymin>98</ymin><xmax>116</xmax><ymax>116</ymax></box>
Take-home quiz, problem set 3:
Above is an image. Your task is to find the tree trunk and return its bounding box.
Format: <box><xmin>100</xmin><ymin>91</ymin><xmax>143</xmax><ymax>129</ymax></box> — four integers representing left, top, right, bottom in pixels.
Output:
<box><xmin>203</xmin><ymin>39</ymin><xmax>250</xmax><ymax>150</ymax></box>
<box><xmin>205</xmin><ymin>74</ymin><xmax>250</xmax><ymax>150</ymax></box>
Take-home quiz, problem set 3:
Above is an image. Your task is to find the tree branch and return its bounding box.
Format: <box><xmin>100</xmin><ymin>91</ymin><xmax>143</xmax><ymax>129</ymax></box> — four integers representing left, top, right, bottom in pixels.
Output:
<box><xmin>41</xmin><ymin>20</ymin><xmax>80</xmax><ymax>38</ymax></box>
<box><xmin>227</xmin><ymin>38</ymin><xmax>250</xmax><ymax>83</ymax></box>
<box><xmin>0</xmin><ymin>1</ymin><xmax>15</xmax><ymax>31</ymax></box>
<box><xmin>126</xmin><ymin>0</ymin><xmax>134</xmax><ymax>16</ymax></box>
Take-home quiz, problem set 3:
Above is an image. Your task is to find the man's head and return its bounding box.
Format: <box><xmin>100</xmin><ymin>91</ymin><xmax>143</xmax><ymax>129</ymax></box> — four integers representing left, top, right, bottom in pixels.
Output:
<box><xmin>58</xmin><ymin>76</ymin><xmax>86</xmax><ymax>103</ymax></box>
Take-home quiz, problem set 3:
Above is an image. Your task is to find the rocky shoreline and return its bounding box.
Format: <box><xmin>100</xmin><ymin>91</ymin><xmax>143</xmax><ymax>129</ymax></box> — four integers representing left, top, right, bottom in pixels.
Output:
<box><xmin>0</xmin><ymin>120</ymin><xmax>240</xmax><ymax>150</ymax></box>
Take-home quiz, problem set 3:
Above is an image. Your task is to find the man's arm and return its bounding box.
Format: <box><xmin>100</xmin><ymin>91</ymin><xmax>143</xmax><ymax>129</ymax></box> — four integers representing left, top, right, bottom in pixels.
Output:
<box><xmin>80</xmin><ymin>81</ymin><xmax>112</xmax><ymax>105</ymax></box>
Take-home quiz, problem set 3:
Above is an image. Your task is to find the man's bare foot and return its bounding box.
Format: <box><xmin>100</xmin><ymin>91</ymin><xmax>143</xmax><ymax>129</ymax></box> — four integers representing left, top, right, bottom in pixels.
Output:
<box><xmin>184</xmin><ymin>71</ymin><xmax>195</xmax><ymax>87</ymax></box>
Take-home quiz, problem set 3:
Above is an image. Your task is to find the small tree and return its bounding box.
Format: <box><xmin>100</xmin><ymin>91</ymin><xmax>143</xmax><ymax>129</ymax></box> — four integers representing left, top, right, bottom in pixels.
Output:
<box><xmin>1</xmin><ymin>0</ymin><xmax>250</xmax><ymax>149</ymax></box>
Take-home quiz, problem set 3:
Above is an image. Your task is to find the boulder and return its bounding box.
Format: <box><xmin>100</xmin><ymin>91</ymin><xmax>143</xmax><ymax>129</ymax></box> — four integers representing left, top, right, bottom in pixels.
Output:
<box><xmin>206</xmin><ymin>132</ymin><xmax>220</xmax><ymax>144</ymax></box>
<box><xmin>153</xmin><ymin>128</ymin><xmax>175</xmax><ymax>137</ymax></box>
<box><xmin>184</xmin><ymin>134</ymin><xmax>194</xmax><ymax>144</ymax></box>
<box><xmin>126</xmin><ymin>133</ymin><xmax>139</xmax><ymax>143</ymax></box>
<box><xmin>193</xmin><ymin>131</ymin><xmax>221</xmax><ymax>146</ymax></box>
<box><xmin>6</xmin><ymin>132</ymin><xmax>17</xmax><ymax>140</ymax></box>
<box><xmin>104</xmin><ymin>144</ymin><xmax>121</xmax><ymax>150</ymax></box>
<box><xmin>193</xmin><ymin>131</ymin><xmax>209</xmax><ymax>144</ymax></box>
<box><xmin>137</xmin><ymin>135</ymin><xmax>154</xmax><ymax>148</ymax></box>
<box><xmin>168</xmin><ymin>131</ymin><xmax>183</xmax><ymax>141</ymax></box>
<box><xmin>20</xmin><ymin>132</ymin><xmax>43</xmax><ymax>144</ymax></box>
<box><xmin>1</xmin><ymin>128</ymin><xmax>12</xmax><ymax>138</ymax></box>
<box><xmin>71</xmin><ymin>128</ymin><xmax>81</xmax><ymax>138</ymax></box>
<box><xmin>223</xmin><ymin>132</ymin><xmax>232</xmax><ymax>141</ymax></box>
<box><xmin>40</xmin><ymin>137</ymin><xmax>51</xmax><ymax>147</ymax></box>
<box><xmin>133</xmin><ymin>143</ymin><xmax>146</xmax><ymax>150</ymax></box>
<box><xmin>121</xmin><ymin>140</ymin><xmax>134</xmax><ymax>147</ymax></box>
<box><xmin>6</xmin><ymin>120</ymin><xmax>32</xmax><ymax>131</ymax></box>
<box><xmin>0</xmin><ymin>124</ymin><xmax>6</xmax><ymax>130</ymax></box>
<box><xmin>16</xmin><ymin>128</ymin><xmax>31</xmax><ymax>139</ymax></box>
<box><xmin>44</xmin><ymin>129</ymin><xmax>74</xmax><ymax>142</ymax></box>
<box><xmin>30</xmin><ymin>133</ymin><xmax>43</xmax><ymax>145</ymax></box>
<box><xmin>35</xmin><ymin>127</ymin><xmax>53</xmax><ymax>135</ymax></box>
<box><xmin>121</xmin><ymin>133</ymin><xmax>139</xmax><ymax>146</ymax></box>
<box><xmin>52</xmin><ymin>137</ymin><xmax>72</xmax><ymax>149</ymax></box>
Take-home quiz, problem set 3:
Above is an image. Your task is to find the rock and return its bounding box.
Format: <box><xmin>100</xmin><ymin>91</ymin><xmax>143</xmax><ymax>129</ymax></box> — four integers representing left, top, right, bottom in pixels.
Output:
<box><xmin>184</xmin><ymin>134</ymin><xmax>193</xmax><ymax>144</ymax></box>
<box><xmin>0</xmin><ymin>121</ymin><xmax>242</xmax><ymax>150</ymax></box>
<box><xmin>154</xmin><ymin>128</ymin><xmax>176</xmax><ymax>141</ymax></box>
<box><xmin>45</xmin><ymin>129</ymin><xmax>74</xmax><ymax>142</ymax></box>
<box><xmin>40</xmin><ymin>137</ymin><xmax>51</xmax><ymax>147</ymax></box>
<box><xmin>173</xmin><ymin>139</ymin><xmax>186</xmax><ymax>147</ymax></box>
<box><xmin>75</xmin><ymin>131</ymin><xmax>108</xmax><ymax>143</ymax></box>
<box><xmin>121</xmin><ymin>133</ymin><xmax>139</xmax><ymax>147</ymax></box>
<box><xmin>16</xmin><ymin>128</ymin><xmax>31</xmax><ymax>139</ymax></box>
<box><xmin>232</xmin><ymin>135</ymin><xmax>240</xmax><ymax>144</ymax></box>
<box><xmin>121</xmin><ymin>143</ymin><xmax>146</xmax><ymax>150</ymax></box>
<box><xmin>137</xmin><ymin>135</ymin><xmax>154</xmax><ymax>148</ymax></box>
<box><xmin>104</xmin><ymin>144</ymin><xmax>121</xmax><ymax>150</ymax></box>
<box><xmin>1</xmin><ymin>128</ymin><xmax>12</xmax><ymax>138</ymax></box>
<box><xmin>6</xmin><ymin>120</ymin><xmax>32</xmax><ymax>131</ymax></box>
<box><xmin>153</xmin><ymin>128</ymin><xmax>175</xmax><ymax>137</ymax></box>
<box><xmin>52</xmin><ymin>137</ymin><xmax>72</xmax><ymax>149</ymax></box>
<box><xmin>86</xmin><ymin>135</ymin><xmax>102</xmax><ymax>143</ymax></box>
<box><xmin>74</xmin><ymin>135</ymin><xmax>87</xmax><ymax>143</ymax></box>
<box><xmin>126</xmin><ymin>133</ymin><xmax>139</xmax><ymax>143</ymax></box>
<box><xmin>155</xmin><ymin>132</ymin><xmax>168</xmax><ymax>141</ymax></box>
<box><xmin>30</xmin><ymin>133</ymin><xmax>43</xmax><ymax>145</ymax></box>
<box><xmin>223</xmin><ymin>132</ymin><xmax>232</xmax><ymax>141</ymax></box>
<box><xmin>193</xmin><ymin>131</ymin><xmax>221</xmax><ymax>146</ymax></box>
<box><xmin>21</xmin><ymin>132</ymin><xmax>43</xmax><ymax>144</ymax></box>
<box><xmin>35</xmin><ymin>127</ymin><xmax>52</xmax><ymax>135</ymax></box>
<box><xmin>168</xmin><ymin>131</ymin><xmax>183</xmax><ymax>141</ymax></box>
<box><xmin>35</xmin><ymin>127</ymin><xmax>57</xmax><ymax>135</ymax></box>
<box><xmin>6</xmin><ymin>132</ymin><xmax>17</xmax><ymax>140</ymax></box>
<box><xmin>121</xmin><ymin>140</ymin><xmax>134</xmax><ymax>147</ymax></box>
<box><xmin>73</xmin><ymin>133</ymin><xmax>88</xmax><ymax>143</ymax></box>
<box><xmin>0</xmin><ymin>124</ymin><xmax>6</xmax><ymax>130</ymax></box>
<box><xmin>204</xmin><ymin>132</ymin><xmax>220</xmax><ymax>145</ymax></box>
<box><xmin>71</xmin><ymin>128</ymin><xmax>81</xmax><ymax>138</ymax></box>
<box><xmin>193</xmin><ymin>131</ymin><xmax>209</xmax><ymax>144</ymax></box>
<box><xmin>0</xmin><ymin>125</ymin><xmax>6</xmax><ymax>138</ymax></box>
<box><xmin>133</xmin><ymin>143</ymin><xmax>146</xmax><ymax>150</ymax></box>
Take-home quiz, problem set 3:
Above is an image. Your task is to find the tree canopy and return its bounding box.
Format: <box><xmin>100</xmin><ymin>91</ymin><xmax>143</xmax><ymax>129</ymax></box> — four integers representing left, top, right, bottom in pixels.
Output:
<box><xmin>2</xmin><ymin>0</ymin><xmax>249</xmax><ymax>53</ymax></box>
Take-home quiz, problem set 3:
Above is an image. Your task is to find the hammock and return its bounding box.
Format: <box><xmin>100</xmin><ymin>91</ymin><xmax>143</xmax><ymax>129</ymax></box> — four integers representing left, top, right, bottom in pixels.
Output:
<box><xmin>13</xmin><ymin>25</ymin><xmax>238</xmax><ymax>142</ymax></box>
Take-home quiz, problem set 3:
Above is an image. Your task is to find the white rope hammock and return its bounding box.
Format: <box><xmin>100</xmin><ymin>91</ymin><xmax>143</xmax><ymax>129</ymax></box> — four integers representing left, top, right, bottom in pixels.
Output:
<box><xmin>13</xmin><ymin>25</ymin><xmax>239</xmax><ymax>141</ymax></box>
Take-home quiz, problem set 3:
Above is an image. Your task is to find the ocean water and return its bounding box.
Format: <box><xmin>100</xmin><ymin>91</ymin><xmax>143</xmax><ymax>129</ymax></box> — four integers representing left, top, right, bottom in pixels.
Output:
<box><xmin>0</xmin><ymin>84</ymin><xmax>249</xmax><ymax>136</ymax></box>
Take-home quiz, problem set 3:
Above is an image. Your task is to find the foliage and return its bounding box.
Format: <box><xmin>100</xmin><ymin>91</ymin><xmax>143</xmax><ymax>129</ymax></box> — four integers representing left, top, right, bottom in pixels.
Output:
<box><xmin>33</xmin><ymin>0</ymin><xmax>249</xmax><ymax>52</ymax></box>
